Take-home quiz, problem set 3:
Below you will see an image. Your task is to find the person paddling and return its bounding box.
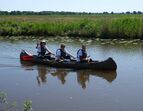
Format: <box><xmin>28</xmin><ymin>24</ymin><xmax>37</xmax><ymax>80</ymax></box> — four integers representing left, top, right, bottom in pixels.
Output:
<box><xmin>56</xmin><ymin>43</ymin><xmax>75</xmax><ymax>61</ymax></box>
<box><xmin>77</xmin><ymin>45</ymin><xmax>92</xmax><ymax>63</ymax></box>
<box><xmin>36</xmin><ymin>40</ymin><xmax>55</xmax><ymax>59</ymax></box>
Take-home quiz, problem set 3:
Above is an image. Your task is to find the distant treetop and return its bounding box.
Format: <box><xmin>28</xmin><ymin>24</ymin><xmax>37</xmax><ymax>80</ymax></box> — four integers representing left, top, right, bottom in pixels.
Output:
<box><xmin>0</xmin><ymin>11</ymin><xmax>142</xmax><ymax>15</ymax></box>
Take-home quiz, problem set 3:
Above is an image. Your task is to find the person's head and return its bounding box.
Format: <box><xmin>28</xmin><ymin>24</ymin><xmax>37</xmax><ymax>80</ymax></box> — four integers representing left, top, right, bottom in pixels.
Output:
<box><xmin>82</xmin><ymin>45</ymin><xmax>86</xmax><ymax>50</ymax></box>
<box><xmin>40</xmin><ymin>39</ymin><xmax>46</xmax><ymax>45</ymax></box>
<box><xmin>60</xmin><ymin>43</ymin><xmax>65</xmax><ymax>50</ymax></box>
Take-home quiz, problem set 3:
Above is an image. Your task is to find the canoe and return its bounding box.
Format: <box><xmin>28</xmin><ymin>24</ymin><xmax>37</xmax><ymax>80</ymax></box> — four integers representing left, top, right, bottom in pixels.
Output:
<box><xmin>20</xmin><ymin>50</ymin><xmax>117</xmax><ymax>71</ymax></box>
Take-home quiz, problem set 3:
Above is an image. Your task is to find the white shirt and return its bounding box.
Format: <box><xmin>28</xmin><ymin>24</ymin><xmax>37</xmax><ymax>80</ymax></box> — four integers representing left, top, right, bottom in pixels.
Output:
<box><xmin>36</xmin><ymin>45</ymin><xmax>40</xmax><ymax>54</ymax></box>
<box><xmin>56</xmin><ymin>49</ymin><xmax>61</xmax><ymax>60</ymax></box>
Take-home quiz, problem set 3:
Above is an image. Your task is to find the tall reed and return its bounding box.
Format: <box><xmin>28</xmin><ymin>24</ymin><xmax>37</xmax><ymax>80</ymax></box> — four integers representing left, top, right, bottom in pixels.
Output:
<box><xmin>0</xmin><ymin>15</ymin><xmax>142</xmax><ymax>39</ymax></box>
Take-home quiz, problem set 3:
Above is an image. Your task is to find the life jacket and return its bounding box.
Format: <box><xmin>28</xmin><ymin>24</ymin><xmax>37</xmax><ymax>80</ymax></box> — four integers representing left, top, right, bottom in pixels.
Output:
<box><xmin>40</xmin><ymin>44</ymin><xmax>46</xmax><ymax>56</ymax></box>
<box><xmin>56</xmin><ymin>49</ymin><xmax>66</xmax><ymax>58</ymax></box>
<box><xmin>77</xmin><ymin>49</ymin><xmax>87</xmax><ymax>59</ymax></box>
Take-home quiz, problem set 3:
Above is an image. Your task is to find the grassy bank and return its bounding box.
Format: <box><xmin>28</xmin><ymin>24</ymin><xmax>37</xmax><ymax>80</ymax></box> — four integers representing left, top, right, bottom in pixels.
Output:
<box><xmin>0</xmin><ymin>14</ymin><xmax>143</xmax><ymax>39</ymax></box>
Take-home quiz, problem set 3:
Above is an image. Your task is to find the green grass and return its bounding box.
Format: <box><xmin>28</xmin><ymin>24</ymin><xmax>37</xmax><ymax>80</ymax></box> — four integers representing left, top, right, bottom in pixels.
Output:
<box><xmin>0</xmin><ymin>14</ymin><xmax>143</xmax><ymax>39</ymax></box>
<box><xmin>0</xmin><ymin>91</ymin><xmax>32</xmax><ymax>111</ymax></box>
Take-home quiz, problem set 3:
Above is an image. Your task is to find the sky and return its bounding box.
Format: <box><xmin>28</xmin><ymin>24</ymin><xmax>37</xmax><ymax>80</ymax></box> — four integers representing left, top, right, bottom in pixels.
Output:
<box><xmin>0</xmin><ymin>0</ymin><xmax>143</xmax><ymax>13</ymax></box>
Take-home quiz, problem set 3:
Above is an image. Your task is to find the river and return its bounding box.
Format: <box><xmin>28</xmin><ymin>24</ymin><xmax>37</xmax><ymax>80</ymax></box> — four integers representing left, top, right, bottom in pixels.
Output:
<box><xmin>0</xmin><ymin>37</ymin><xmax>143</xmax><ymax>111</ymax></box>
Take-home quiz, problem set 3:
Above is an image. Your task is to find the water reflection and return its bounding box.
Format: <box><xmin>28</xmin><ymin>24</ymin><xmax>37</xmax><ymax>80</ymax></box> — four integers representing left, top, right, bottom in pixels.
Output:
<box><xmin>20</xmin><ymin>61</ymin><xmax>117</xmax><ymax>89</ymax></box>
<box><xmin>37</xmin><ymin>66</ymin><xmax>48</xmax><ymax>86</ymax></box>
<box><xmin>76</xmin><ymin>70</ymin><xmax>117</xmax><ymax>89</ymax></box>
<box><xmin>51</xmin><ymin>69</ymin><xmax>68</xmax><ymax>85</ymax></box>
<box><xmin>76</xmin><ymin>70</ymin><xmax>90</xmax><ymax>89</ymax></box>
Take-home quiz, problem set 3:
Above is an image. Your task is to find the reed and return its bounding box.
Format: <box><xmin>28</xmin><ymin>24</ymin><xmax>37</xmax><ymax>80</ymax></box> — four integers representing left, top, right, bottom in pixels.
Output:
<box><xmin>0</xmin><ymin>14</ymin><xmax>142</xmax><ymax>39</ymax></box>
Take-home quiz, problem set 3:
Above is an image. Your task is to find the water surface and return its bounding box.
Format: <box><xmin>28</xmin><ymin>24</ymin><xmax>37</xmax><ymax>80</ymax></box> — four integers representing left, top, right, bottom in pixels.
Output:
<box><xmin>0</xmin><ymin>37</ymin><xmax>143</xmax><ymax>111</ymax></box>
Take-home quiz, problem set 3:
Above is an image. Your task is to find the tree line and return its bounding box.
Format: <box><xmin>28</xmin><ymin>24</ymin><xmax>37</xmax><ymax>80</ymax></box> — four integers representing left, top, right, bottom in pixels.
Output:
<box><xmin>0</xmin><ymin>11</ymin><xmax>142</xmax><ymax>15</ymax></box>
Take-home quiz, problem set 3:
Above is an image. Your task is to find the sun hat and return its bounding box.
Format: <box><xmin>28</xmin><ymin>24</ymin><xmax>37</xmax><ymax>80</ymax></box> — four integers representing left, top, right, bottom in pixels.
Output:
<box><xmin>41</xmin><ymin>39</ymin><xmax>46</xmax><ymax>43</ymax></box>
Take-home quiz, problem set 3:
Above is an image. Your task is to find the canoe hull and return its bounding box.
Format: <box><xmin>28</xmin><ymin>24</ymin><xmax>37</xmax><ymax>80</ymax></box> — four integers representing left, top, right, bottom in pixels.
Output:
<box><xmin>20</xmin><ymin>50</ymin><xmax>117</xmax><ymax>71</ymax></box>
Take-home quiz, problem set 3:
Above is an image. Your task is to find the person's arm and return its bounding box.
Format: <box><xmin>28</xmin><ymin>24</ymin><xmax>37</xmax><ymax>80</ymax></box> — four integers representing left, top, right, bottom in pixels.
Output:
<box><xmin>36</xmin><ymin>43</ymin><xmax>40</xmax><ymax>55</ymax></box>
<box><xmin>36</xmin><ymin>42</ymin><xmax>40</xmax><ymax>49</ymax></box>
<box><xmin>87</xmin><ymin>55</ymin><xmax>90</xmax><ymax>58</ymax></box>
<box><xmin>65</xmin><ymin>49</ymin><xmax>76</xmax><ymax>59</ymax></box>
<box><xmin>45</xmin><ymin>46</ymin><xmax>55</xmax><ymax>55</ymax></box>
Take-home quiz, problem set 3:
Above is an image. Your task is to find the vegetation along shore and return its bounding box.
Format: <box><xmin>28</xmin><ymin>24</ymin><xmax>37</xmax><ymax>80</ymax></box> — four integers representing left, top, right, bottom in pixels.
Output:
<box><xmin>0</xmin><ymin>11</ymin><xmax>143</xmax><ymax>39</ymax></box>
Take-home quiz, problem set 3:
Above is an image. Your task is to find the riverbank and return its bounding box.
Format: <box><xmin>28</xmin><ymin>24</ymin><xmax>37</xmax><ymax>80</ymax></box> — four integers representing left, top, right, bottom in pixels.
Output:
<box><xmin>0</xmin><ymin>14</ymin><xmax>143</xmax><ymax>39</ymax></box>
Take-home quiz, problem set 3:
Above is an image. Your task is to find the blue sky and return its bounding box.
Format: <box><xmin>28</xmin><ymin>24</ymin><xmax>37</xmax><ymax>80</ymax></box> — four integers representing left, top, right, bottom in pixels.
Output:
<box><xmin>0</xmin><ymin>0</ymin><xmax>143</xmax><ymax>12</ymax></box>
